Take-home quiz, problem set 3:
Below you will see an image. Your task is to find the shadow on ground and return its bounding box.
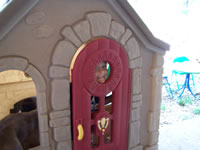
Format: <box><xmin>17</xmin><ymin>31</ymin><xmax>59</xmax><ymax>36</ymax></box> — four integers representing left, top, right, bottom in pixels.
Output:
<box><xmin>159</xmin><ymin>116</ymin><xmax>200</xmax><ymax>150</ymax></box>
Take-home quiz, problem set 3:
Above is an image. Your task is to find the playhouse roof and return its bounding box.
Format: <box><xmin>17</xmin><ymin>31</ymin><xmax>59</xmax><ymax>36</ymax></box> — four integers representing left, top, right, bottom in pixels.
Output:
<box><xmin>0</xmin><ymin>0</ymin><xmax>169</xmax><ymax>54</ymax></box>
<box><xmin>0</xmin><ymin>0</ymin><xmax>39</xmax><ymax>40</ymax></box>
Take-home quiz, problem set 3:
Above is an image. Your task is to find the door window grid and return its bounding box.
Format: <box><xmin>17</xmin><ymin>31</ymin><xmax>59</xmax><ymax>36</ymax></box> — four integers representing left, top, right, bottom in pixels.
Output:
<box><xmin>91</xmin><ymin>96</ymin><xmax>113</xmax><ymax>148</ymax></box>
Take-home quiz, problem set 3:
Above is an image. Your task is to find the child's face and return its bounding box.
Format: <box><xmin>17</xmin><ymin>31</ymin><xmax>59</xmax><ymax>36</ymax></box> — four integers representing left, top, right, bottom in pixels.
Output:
<box><xmin>95</xmin><ymin>62</ymin><xmax>108</xmax><ymax>84</ymax></box>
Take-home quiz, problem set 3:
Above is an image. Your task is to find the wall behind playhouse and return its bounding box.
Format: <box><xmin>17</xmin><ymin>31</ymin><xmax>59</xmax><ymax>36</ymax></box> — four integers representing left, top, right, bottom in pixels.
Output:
<box><xmin>0</xmin><ymin>70</ymin><xmax>36</xmax><ymax>119</ymax></box>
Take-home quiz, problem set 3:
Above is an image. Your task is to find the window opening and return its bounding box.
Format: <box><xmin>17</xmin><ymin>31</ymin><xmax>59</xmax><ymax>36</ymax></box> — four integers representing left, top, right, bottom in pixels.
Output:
<box><xmin>105</xmin><ymin>93</ymin><xmax>112</xmax><ymax>114</ymax></box>
<box><xmin>0</xmin><ymin>70</ymin><xmax>39</xmax><ymax>149</ymax></box>
<box><xmin>91</xmin><ymin>125</ymin><xmax>99</xmax><ymax>147</ymax></box>
<box><xmin>95</xmin><ymin>61</ymin><xmax>110</xmax><ymax>84</ymax></box>
<box><xmin>91</xmin><ymin>96</ymin><xmax>99</xmax><ymax>119</ymax></box>
<box><xmin>104</xmin><ymin>94</ymin><xmax>112</xmax><ymax>144</ymax></box>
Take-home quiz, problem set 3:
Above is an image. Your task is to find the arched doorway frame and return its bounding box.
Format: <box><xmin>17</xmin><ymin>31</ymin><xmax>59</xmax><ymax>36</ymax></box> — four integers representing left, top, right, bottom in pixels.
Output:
<box><xmin>0</xmin><ymin>56</ymin><xmax>50</xmax><ymax>149</ymax></box>
<box><xmin>50</xmin><ymin>12</ymin><xmax>143</xmax><ymax>150</ymax></box>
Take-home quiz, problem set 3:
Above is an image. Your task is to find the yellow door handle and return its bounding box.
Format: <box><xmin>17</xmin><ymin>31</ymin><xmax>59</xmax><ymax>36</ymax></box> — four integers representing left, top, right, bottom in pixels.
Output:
<box><xmin>77</xmin><ymin>124</ymin><xmax>84</xmax><ymax>141</ymax></box>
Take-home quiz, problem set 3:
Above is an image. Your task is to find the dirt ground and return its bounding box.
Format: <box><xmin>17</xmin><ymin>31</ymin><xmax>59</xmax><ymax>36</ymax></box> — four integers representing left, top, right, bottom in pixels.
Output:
<box><xmin>159</xmin><ymin>116</ymin><xmax>200</xmax><ymax>150</ymax></box>
<box><xmin>160</xmin><ymin>75</ymin><xmax>200</xmax><ymax>127</ymax></box>
<box><xmin>159</xmin><ymin>75</ymin><xmax>200</xmax><ymax>150</ymax></box>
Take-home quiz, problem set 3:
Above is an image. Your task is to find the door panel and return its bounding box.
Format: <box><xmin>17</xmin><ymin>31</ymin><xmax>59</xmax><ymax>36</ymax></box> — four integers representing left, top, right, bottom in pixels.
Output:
<box><xmin>71</xmin><ymin>38</ymin><xmax>131</xmax><ymax>150</ymax></box>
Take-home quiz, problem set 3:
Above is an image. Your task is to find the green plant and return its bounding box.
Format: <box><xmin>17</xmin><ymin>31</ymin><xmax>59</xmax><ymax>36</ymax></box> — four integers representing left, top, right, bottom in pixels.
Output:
<box><xmin>178</xmin><ymin>99</ymin><xmax>185</xmax><ymax>106</ymax></box>
<box><xmin>161</xmin><ymin>105</ymin><xmax>166</xmax><ymax>111</ymax></box>
<box><xmin>178</xmin><ymin>96</ymin><xmax>193</xmax><ymax>106</ymax></box>
<box><xmin>182</xmin><ymin>115</ymin><xmax>193</xmax><ymax>120</ymax></box>
<box><xmin>192</xmin><ymin>108</ymin><xmax>200</xmax><ymax>115</ymax></box>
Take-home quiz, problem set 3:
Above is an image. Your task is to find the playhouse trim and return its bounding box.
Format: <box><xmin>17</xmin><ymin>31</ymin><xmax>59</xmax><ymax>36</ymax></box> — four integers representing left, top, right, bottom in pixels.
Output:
<box><xmin>0</xmin><ymin>0</ymin><xmax>39</xmax><ymax>40</ymax></box>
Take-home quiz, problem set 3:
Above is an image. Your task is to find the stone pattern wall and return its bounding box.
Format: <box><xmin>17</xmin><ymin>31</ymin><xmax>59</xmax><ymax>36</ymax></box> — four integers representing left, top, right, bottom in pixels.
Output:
<box><xmin>144</xmin><ymin>54</ymin><xmax>164</xmax><ymax>150</ymax></box>
<box><xmin>50</xmin><ymin>12</ymin><xmax>143</xmax><ymax>150</ymax></box>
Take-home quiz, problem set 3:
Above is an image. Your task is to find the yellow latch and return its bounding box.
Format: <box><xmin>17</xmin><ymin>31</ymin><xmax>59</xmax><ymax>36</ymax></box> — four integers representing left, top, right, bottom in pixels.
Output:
<box><xmin>77</xmin><ymin>124</ymin><xmax>84</xmax><ymax>141</ymax></box>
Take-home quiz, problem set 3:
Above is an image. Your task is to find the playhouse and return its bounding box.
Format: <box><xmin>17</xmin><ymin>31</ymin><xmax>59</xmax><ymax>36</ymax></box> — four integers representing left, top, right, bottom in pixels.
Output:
<box><xmin>0</xmin><ymin>0</ymin><xmax>169</xmax><ymax>150</ymax></box>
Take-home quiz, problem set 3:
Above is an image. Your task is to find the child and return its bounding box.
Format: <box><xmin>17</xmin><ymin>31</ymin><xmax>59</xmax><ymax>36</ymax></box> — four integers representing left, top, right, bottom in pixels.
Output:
<box><xmin>95</xmin><ymin>61</ymin><xmax>108</xmax><ymax>84</ymax></box>
<box><xmin>91</xmin><ymin>61</ymin><xmax>110</xmax><ymax>112</ymax></box>
<box><xmin>91</xmin><ymin>62</ymin><xmax>112</xmax><ymax>144</ymax></box>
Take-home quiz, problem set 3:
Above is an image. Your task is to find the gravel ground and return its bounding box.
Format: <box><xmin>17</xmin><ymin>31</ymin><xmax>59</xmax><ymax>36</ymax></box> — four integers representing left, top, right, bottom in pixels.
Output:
<box><xmin>160</xmin><ymin>75</ymin><xmax>200</xmax><ymax>127</ymax></box>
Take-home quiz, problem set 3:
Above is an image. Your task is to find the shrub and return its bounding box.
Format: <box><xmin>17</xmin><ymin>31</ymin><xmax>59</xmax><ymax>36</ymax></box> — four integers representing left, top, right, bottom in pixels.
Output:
<box><xmin>178</xmin><ymin>99</ymin><xmax>185</xmax><ymax>106</ymax></box>
<box><xmin>182</xmin><ymin>115</ymin><xmax>192</xmax><ymax>120</ymax></box>
<box><xmin>178</xmin><ymin>96</ymin><xmax>192</xmax><ymax>106</ymax></box>
<box><xmin>161</xmin><ymin>105</ymin><xmax>166</xmax><ymax>111</ymax></box>
<box><xmin>192</xmin><ymin>108</ymin><xmax>200</xmax><ymax>115</ymax></box>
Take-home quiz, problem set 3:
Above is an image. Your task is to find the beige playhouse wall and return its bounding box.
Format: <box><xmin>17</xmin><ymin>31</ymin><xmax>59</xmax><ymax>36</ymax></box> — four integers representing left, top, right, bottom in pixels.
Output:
<box><xmin>0</xmin><ymin>0</ymin><xmax>123</xmax><ymax>81</ymax></box>
<box><xmin>0</xmin><ymin>70</ymin><xmax>36</xmax><ymax>119</ymax></box>
<box><xmin>0</xmin><ymin>0</ymin><xmax>164</xmax><ymax>150</ymax></box>
<box><xmin>0</xmin><ymin>0</ymin><xmax>125</xmax><ymax>117</ymax></box>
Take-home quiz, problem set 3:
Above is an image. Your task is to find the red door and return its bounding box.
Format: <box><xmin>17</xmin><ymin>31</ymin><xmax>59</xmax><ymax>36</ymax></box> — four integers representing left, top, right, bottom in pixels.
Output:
<box><xmin>71</xmin><ymin>38</ymin><xmax>131</xmax><ymax>150</ymax></box>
